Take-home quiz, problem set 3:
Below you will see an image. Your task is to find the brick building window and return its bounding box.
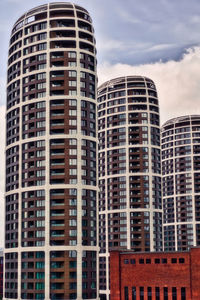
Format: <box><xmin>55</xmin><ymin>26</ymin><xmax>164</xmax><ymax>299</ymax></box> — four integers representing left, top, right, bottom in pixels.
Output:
<box><xmin>155</xmin><ymin>258</ymin><xmax>160</xmax><ymax>264</ymax></box>
<box><xmin>131</xmin><ymin>259</ymin><xmax>136</xmax><ymax>264</ymax></box>
<box><xmin>146</xmin><ymin>258</ymin><xmax>151</xmax><ymax>264</ymax></box>
<box><xmin>124</xmin><ymin>286</ymin><xmax>128</xmax><ymax>300</ymax></box>
<box><xmin>132</xmin><ymin>287</ymin><xmax>136</xmax><ymax>300</ymax></box>
<box><xmin>155</xmin><ymin>287</ymin><xmax>160</xmax><ymax>300</ymax></box>
<box><xmin>139</xmin><ymin>259</ymin><xmax>144</xmax><ymax>264</ymax></box>
<box><xmin>172</xmin><ymin>287</ymin><xmax>177</xmax><ymax>300</ymax></box>
<box><xmin>148</xmin><ymin>287</ymin><xmax>152</xmax><ymax>300</ymax></box>
<box><xmin>140</xmin><ymin>287</ymin><xmax>144</xmax><ymax>300</ymax></box>
<box><xmin>164</xmin><ymin>287</ymin><xmax>168</xmax><ymax>300</ymax></box>
<box><xmin>181</xmin><ymin>287</ymin><xmax>186</xmax><ymax>300</ymax></box>
<box><xmin>124</xmin><ymin>259</ymin><xmax>129</xmax><ymax>264</ymax></box>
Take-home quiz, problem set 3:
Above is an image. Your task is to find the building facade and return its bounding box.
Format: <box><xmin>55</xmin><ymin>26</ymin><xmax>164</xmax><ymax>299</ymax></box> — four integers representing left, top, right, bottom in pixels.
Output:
<box><xmin>98</xmin><ymin>76</ymin><xmax>162</xmax><ymax>299</ymax></box>
<box><xmin>110</xmin><ymin>248</ymin><xmax>200</xmax><ymax>300</ymax></box>
<box><xmin>162</xmin><ymin>115</ymin><xmax>200</xmax><ymax>252</ymax></box>
<box><xmin>5</xmin><ymin>3</ymin><xmax>98</xmax><ymax>299</ymax></box>
<box><xmin>0</xmin><ymin>251</ymin><xmax>3</xmax><ymax>299</ymax></box>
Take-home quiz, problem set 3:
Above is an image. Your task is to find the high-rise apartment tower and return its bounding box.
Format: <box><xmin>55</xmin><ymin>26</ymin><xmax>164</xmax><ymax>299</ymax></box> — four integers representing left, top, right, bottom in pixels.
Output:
<box><xmin>5</xmin><ymin>3</ymin><xmax>98</xmax><ymax>299</ymax></box>
<box><xmin>162</xmin><ymin>115</ymin><xmax>200</xmax><ymax>251</ymax></box>
<box><xmin>98</xmin><ymin>76</ymin><xmax>162</xmax><ymax>299</ymax></box>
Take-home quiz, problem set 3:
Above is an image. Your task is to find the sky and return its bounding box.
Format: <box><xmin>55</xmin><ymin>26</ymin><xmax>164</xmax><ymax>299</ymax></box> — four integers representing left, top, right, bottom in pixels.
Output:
<box><xmin>1</xmin><ymin>0</ymin><xmax>200</xmax><ymax>245</ymax></box>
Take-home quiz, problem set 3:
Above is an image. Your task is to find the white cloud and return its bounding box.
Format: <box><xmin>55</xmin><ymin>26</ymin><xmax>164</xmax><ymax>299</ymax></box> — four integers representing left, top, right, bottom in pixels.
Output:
<box><xmin>115</xmin><ymin>8</ymin><xmax>142</xmax><ymax>25</ymax></box>
<box><xmin>98</xmin><ymin>46</ymin><xmax>200</xmax><ymax>124</ymax></box>
<box><xmin>97</xmin><ymin>38</ymin><xmax>125</xmax><ymax>52</ymax></box>
<box><xmin>147</xmin><ymin>43</ymin><xmax>176</xmax><ymax>52</ymax></box>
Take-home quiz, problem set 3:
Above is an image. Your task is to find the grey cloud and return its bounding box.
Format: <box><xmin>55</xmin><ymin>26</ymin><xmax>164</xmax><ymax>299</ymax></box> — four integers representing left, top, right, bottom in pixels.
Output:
<box><xmin>98</xmin><ymin>46</ymin><xmax>200</xmax><ymax>124</ymax></box>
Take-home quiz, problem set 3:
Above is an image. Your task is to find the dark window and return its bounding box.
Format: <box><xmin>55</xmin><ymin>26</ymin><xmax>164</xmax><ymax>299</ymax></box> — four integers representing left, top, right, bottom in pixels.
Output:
<box><xmin>140</xmin><ymin>287</ymin><xmax>144</xmax><ymax>300</ymax></box>
<box><xmin>155</xmin><ymin>287</ymin><xmax>160</xmax><ymax>300</ymax></box>
<box><xmin>162</xmin><ymin>258</ymin><xmax>167</xmax><ymax>264</ymax></box>
<box><xmin>124</xmin><ymin>259</ymin><xmax>129</xmax><ymax>264</ymax></box>
<box><xmin>164</xmin><ymin>287</ymin><xmax>168</xmax><ymax>300</ymax></box>
<box><xmin>139</xmin><ymin>259</ymin><xmax>144</xmax><ymax>264</ymax></box>
<box><xmin>155</xmin><ymin>258</ymin><xmax>160</xmax><ymax>264</ymax></box>
<box><xmin>147</xmin><ymin>287</ymin><xmax>152</xmax><ymax>300</ymax></box>
<box><xmin>171</xmin><ymin>258</ymin><xmax>177</xmax><ymax>264</ymax></box>
<box><xmin>132</xmin><ymin>287</ymin><xmax>136</xmax><ymax>300</ymax></box>
<box><xmin>146</xmin><ymin>258</ymin><xmax>151</xmax><ymax>264</ymax></box>
<box><xmin>172</xmin><ymin>287</ymin><xmax>177</xmax><ymax>300</ymax></box>
<box><xmin>124</xmin><ymin>287</ymin><xmax>129</xmax><ymax>300</ymax></box>
<box><xmin>131</xmin><ymin>259</ymin><xmax>136</xmax><ymax>264</ymax></box>
<box><xmin>179</xmin><ymin>258</ymin><xmax>185</xmax><ymax>264</ymax></box>
<box><xmin>181</xmin><ymin>287</ymin><xmax>186</xmax><ymax>300</ymax></box>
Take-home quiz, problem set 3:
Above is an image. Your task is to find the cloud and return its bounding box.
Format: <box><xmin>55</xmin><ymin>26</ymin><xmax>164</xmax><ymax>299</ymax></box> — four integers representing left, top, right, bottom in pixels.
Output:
<box><xmin>115</xmin><ymin>8</ymin><xmax>142</xmax><ymax>25</ymax></box>
<box><xmin>98</xmin><ymin>46</ymin><xmax>200</xmax><ymax>124</ymax></box>
<box><xmin>147</xmin><ymin>43</ymin><xmax>176</xmax><ymax>52</ymax></box>
<box><xmin>97</xmin><ymin>38</ymin><xmax>125</xmax><ymax>52</ymax></box>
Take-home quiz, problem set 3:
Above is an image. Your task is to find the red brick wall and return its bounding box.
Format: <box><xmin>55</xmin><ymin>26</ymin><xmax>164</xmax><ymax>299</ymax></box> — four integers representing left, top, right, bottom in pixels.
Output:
<box><xmin>110</xmin><ymin>249</ymin><xmax>200</xmax><ymax>300</ymax></box>
<box><xmin>110</xmin><ymin>251</ymin><xmax>121</xmax><ymax>300</ymax></box>
<box><xmin>190</xmin><ymin>248</ymin><xmax>200</xmax><ymax>299</ymax></box>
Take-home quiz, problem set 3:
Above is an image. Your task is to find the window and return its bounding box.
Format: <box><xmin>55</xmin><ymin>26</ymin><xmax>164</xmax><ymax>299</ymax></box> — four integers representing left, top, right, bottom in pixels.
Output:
<box><xmin>69</xmin><ymin>70</ymin><xmax>77</xmax><ymax>77</ymax></box>
<box><xmin>124</xmin><ymin>259</ymin><xmax>129</xmax><ymax>264</ymax></box>
<box><xmin>69</xmin><ymin>81</ymin><xmax>77</xmax><ymax>87</ymax></box>
<box><xmin>36</xmin><ymin>210</ymin><xmax>45</xmax><ymax>217</ymax></box>
<box><xmin>164</xmin><ymin>287</ymin><xmax>168</xmax><ymax>300</ymax></box>
<box><xmin>68</xmin><ymin>51</ymin><xmax>76</xmax><ymax>58</ymax></box>
<box><xmin>162</xmin><ymin>258</ymin><xmax>167</xmax><ymax>264</ymax></box>
<box><xmin>68</xmin><ymin>61</ymin><xmax>76</xmax><ymax>67</ymax></box>
<box><xmin>171</xmin><ymin>258</ymin><xmax>177</xmax><ymax>264</ymax></box>
<box><xmin>80</xmin><ymin>71</ymin><xmax>86</xmax><ymax>78</ymax></box>
<box><xmin>69</xmin><ymin>159</ymin><xmax>77</xmax><ymax>165</ymax></box>
<box><xmin>181</xmin><ymin>287</ymin><xmax>186</xmax><ymax>300</ymax></box>
<box><xmin>80</xmin><ymin>81</ymin><xmax>86</xmax><ymax>88</ymax></box>
<box><xmin>155</xmin><ymin>287</ymin><xmax>160</xmax><ymax>300</ymax></box>
<box><xmin>38</xmin><ymin>43</ymin><xmax>47</xmax><ymax>51</ymax></box>
<box><xmin>36</xmin><ymin>262</ymin><xmax>45</xmax><ymax>269</ymax></box>
<box><xmin>69</xmin><ymin>219</ymin><xmax>77</xmax><ymax>226</ymax></box>
<box><xmin>38</xmin><ymin>54</ymin><xmax>46</xmax><ymax>61</ymax></box>
<box><xmin>38</xmin><ymin>63</ymin><xmax>46</xmax><ymax>70</ymax></box>
<box><xmin>139</xmin><ymin>259</ymin><xmax>144</xmax><ymax>264</ymax></box>
<box><xmin>155</xmin><ymin>258</ymin><xmax>160</xmax><ymax>264</ymax></box>
<box><xmin>37</xmin><ymin>73</ymin><xmax>46</xmax><ymax>80</ymax></box>
<box><xmin>124</xmin><ymin>287</ymin><xmax>128</xmax><ymax>300</ymax></box>
<box><xmin>146</xmin><ymin>258</ymin><xmax>151</xmax><ymax>264</ymax></box>
<box><xmin>179</xmin><ymin>258</ymin><xmax>185</xmax><ymax>264</ymax></box>
<box><xmin>69</xmin><ymin>139</ymin><xmax>77</xmax><ymax>145</ymax></box>
<box><xmin>148</xmin><ymin>287</ymin><xmax>152</xmax><ymax>300</ymax></box>
<box><xmin>69</xmin><ymin>109</ymin><xmax>77</xmax><ymax>116</ymax></box>
<box><xmin>132</xmin><ymin>287</ymin><xmax>136</xmax><ymax>300</ymax></box>
<box><xmin>36</xmin><ymin>220</ymin><xmax>45</xmax><ymax>227</ymax></box>
<box><xmin>140</xmin><ymin>287</ymin><xmax>144</xmax><ymax>300</ymax></box>
<box><xmin>69</xmin><ymin>230</ymin><xmax>77</xmax><ymax>237</ymax></box>
<box><xmin>69</xmin><ymin>209</ymin><xmax>77</xmax><ymax>216</ymax></box>
<box><xmin>130</xmin><ymin>259</ymin><xmax>136</xmax><ymax>264</ymax></box>
<box><xmin>69</xmin><ymin>149</ymin><xmax>77</xmax><ymax>155</ymax></box>
<box><xmin>172</xmin><ymin>287</ymin><xmax>177</xmax><ymax>300</ymax></box>
<box><xmin>70</xmin><ymin>169</ymin><xmax>77</xmax><ymax>176</ymax></box>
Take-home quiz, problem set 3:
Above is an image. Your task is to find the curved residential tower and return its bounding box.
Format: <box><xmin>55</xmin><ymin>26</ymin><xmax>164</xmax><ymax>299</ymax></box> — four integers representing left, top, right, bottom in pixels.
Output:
<box><xmin>5</xmin><ymin>3</ymin><xmax>98</xmax><ymax>299</ymax></box>
<box><xmin>162</xmin><ymin>115</ymin><xmax>200</xmax><ymax>252</ymax></box>
<box><xmin>98</xmin><ymin>76</ymin><xmax>162</xmax><ymax>299</ymax></box>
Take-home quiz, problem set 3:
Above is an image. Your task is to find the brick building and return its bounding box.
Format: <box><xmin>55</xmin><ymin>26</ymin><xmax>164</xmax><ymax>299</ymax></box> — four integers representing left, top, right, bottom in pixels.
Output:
<box><xmin>110</xmin><ymin>247</ymin><xmax>200</xmax><ymax>300</ymax></box>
